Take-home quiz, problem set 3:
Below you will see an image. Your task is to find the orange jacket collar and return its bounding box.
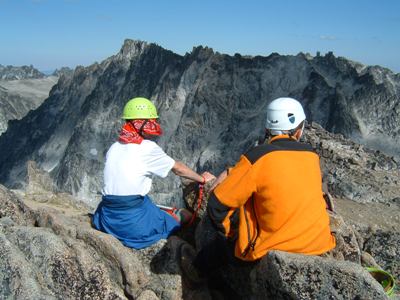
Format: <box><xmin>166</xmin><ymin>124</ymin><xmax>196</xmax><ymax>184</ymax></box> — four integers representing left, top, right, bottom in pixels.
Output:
<box><xmin>268</xmin><ymin>135</ymin><xmax>297</xmax><ymax>144</ymax></box>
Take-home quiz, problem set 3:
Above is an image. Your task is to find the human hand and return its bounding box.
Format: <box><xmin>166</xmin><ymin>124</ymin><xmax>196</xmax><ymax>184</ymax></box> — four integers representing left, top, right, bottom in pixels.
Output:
<box><xmin>201</xmin><ymin>171</ymin><xmax>216</xmax><ymax>183</ymax></box>
<box><xmin>209</xmin><ymin>170</ymin><xmax>228</xmax><ymax>191</ymax></box>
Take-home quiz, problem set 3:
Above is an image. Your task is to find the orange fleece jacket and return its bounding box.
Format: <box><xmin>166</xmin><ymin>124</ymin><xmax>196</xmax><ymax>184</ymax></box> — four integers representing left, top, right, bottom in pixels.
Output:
<box><xmin>208</xmin><ymin>136</ymin><xmax>336</xmax><ymax>261</ymax></box>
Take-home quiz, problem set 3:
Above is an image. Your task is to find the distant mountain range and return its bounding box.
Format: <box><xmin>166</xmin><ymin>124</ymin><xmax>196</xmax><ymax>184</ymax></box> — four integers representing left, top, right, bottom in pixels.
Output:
<box><xmin>0</xmin><ymin>64</ymin><xmax>73</xmax><ymax>80</ymax></box>
<box><xmin>0</xmin><ymin>39</ymin><xmax>398</xmax><ymax>206</ymax></box>
<box><xmin>0</xmin><ymin>64</ymin><xmax>45</xmax><ymax>80</ymax></box>
<box><xmin>0</xmin><ymin>65</ymin><xmax>74</xmax><ymax>135</ymax></box>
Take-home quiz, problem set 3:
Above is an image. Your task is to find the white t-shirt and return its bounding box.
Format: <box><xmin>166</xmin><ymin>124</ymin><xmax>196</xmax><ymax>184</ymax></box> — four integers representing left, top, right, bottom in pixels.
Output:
<box><xmin>103</xmin><ymin>140</ymin><xmax>175</xmax><ymax>196</ymax></box>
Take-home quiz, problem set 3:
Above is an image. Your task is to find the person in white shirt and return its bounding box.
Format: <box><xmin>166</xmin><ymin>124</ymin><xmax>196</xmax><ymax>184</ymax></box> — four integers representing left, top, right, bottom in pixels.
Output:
<box><xmin>93</xmin><ymin>97</ymin><xmax>214</xmax><ymax>249</ymax></box>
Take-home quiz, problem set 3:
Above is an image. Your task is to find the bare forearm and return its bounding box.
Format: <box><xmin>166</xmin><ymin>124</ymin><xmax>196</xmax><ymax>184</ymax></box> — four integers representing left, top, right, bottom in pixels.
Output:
<box><xmin>172</xmin><ymin>161</ymin><xmax>204</xmax><ymax>183</ymax></box>
<box><xmin>209</xmin><ymin>169</ymin><xmax>228</xmax><ymax>191</ymax></box>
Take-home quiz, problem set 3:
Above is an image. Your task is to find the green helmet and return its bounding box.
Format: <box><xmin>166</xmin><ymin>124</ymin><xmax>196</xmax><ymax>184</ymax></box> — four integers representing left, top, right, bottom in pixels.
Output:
<box><xmin>122</xmin><ymin>97</ymin><xmax>159</xmax><ymax>119</ymax></box>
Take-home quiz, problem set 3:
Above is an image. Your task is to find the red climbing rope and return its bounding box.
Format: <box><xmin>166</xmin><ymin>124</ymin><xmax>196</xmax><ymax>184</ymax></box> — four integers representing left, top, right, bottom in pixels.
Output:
<box><xmin>186</xmin><ymin>177</ymin><xmax>205</xmax><ymax>227</ymax></box>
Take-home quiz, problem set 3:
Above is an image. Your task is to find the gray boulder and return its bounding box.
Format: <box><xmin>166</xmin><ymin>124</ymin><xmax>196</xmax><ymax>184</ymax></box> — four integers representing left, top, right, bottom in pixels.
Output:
<box><xmin>250</xmin><ymin>251</ymin><xmax>387</xmax><ymax>300</ymax></box>
<box><xmin>358</xmin><ymin>226</ymin><xmax>400</xmax><ymax>281</ymax></box>
<box><xmin>0</xmin><ymin>181</ymin><xmax>193</xmax><ymax>299</ymax></box>
<box><xmin>193</xmin><ymin>218</ymin><xmax>390</xmax><ymax>299</ymax></box>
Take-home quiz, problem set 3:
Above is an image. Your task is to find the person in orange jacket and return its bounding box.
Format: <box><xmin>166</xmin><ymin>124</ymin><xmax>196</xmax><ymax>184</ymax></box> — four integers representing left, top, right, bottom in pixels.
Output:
<box><xmin>181</xmin><ymin>97</ymin><xmax>336</xmax><ymax>281</ymax></box>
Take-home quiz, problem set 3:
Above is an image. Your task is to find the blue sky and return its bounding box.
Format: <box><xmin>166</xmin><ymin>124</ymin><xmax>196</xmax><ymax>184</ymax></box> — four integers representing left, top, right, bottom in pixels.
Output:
<box><xmin>1</xmin><ymin>0</ymin><xmax>399</xmax><ymax>72</ymax></box>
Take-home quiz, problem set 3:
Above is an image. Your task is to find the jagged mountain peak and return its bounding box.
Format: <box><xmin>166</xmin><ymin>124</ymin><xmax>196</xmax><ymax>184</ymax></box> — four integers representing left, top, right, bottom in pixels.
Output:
<box><xmin>118</xmin><ymin>39</ymin><xmax>149</xmax><ymax>59</ymax></box>
<box><xmin>361</xmin><ymin>65</ymin><xmax>399</xmax><ymax>86</ymax></box>
<box><xmin>117</xmin><ymin>39</ymin><xmax>176</xmax><ymax>60</ymax></box>
<box><xmin>52</xmin><ymin>67</ymin><xmax>73</xmax><ymax>78</ymax></box>
<box><xmin>189</xmin><ymin>45</ymin><xmax>215</xmax><ymax>57</ymax></box>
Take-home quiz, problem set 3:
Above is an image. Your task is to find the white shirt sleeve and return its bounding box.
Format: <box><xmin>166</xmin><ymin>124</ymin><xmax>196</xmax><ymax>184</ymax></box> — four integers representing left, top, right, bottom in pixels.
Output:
<box><xmin>145</xmin><ymin>142</ymin><xmax>175</xmax><ymax>178</ymax></box>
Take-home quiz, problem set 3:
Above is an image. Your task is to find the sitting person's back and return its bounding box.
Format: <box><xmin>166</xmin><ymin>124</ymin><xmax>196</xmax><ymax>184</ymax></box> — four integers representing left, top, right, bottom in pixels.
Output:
<box><xmin>181</xmin><ymin>97</ymin><xmax>336</xmax><ymax>282</ymax></box>
<box><xmin>93</xmin><ymin>97</ymin><xmax>214</xmax><ymax>249</ymax></box>
<box><xmin>210</xmin><ymin>132</ymin><xmax>335</xmax><ymax>260</ymax></box>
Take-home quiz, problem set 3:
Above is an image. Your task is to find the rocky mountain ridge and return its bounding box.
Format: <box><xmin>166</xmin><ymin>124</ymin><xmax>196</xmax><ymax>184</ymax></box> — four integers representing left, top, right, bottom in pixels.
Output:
<box><xmin>0</xmin><ymin>64</ymin><xmax>45</xmax><ymax>80</ymax></box>
<box><xmin>0</xmin><ymin>64</ymin><xmax>76</xmax><ymax>135</ymax></box>
<box><xmin>0</xmin><ymin>39</ymin><xmax>398</xmax><ymax>207</ymax></box>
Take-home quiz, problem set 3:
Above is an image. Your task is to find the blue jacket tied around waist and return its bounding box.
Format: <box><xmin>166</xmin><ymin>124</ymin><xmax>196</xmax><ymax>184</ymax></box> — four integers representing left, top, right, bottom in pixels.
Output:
<box><xmin>93</xmin><ymin>194</ymin><xmax>180</xmax><ymax>249</ymax></box>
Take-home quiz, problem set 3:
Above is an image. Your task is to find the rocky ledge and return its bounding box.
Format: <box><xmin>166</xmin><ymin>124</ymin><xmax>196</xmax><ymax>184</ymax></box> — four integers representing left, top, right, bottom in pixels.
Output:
<box><xmin>0</xmin><ymin>162</ymin><xmax>398</xmax><ymax>299</ymax></box>
<box><xmin>304</xmin><ymin>122</ymin><xmax>399</xmax><ymax>205</ymax></box>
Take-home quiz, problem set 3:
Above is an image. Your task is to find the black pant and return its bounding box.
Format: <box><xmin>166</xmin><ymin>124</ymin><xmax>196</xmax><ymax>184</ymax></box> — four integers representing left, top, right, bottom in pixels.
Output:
<box><xmin>193</xmin><ymin>232</ymin><xmax>257</xmax><ymax>298</ymax></box>
<box><xmin>193</xmin><ymin>232</ymin><xmax>251</xmax><ymax>275</ymax></box>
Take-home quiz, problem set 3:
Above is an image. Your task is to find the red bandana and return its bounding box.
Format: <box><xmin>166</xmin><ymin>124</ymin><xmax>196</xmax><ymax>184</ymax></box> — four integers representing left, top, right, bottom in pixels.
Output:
<box><xmin>118</xmin><ymin>119</ymin><xmax>162</xmax><ymax>144</ymax></box>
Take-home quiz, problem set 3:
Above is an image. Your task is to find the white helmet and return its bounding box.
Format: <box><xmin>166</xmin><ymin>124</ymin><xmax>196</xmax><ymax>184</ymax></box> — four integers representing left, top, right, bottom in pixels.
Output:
<box><xmin>265</xmin><ymin>97</ymin><xmax>306</xmax><ymax>135</ymax></box>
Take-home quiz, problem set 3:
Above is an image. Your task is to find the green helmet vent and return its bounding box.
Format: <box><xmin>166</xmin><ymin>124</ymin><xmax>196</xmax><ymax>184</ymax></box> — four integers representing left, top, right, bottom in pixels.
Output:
<box><xmin>122</xmin><ymin>97</ymin><xmax>159</xmax><ymax>119</ymax></box>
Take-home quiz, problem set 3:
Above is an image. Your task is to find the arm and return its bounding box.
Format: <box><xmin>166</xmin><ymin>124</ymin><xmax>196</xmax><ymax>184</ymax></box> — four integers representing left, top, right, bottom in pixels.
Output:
<box><xmin>172</xmin><ymin>161</ymin><xmax>214</xmax><ymax>183</ymax></box>
<box><xmin>209</xmin><ymin>166</ymin><xmax>233</xmax><ymax>191</ymax></box>
<box><xmin>208</xmin><ymin>156</ymin><xmax>257</xmax><ymax>236</ymax></box>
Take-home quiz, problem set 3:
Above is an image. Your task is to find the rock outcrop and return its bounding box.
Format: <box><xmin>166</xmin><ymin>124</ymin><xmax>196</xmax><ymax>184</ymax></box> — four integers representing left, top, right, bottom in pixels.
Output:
<box><xmin>250</xmin><ymin>251</ymin><xmax>386</xmax><ymax>299</ymax></box>
<box><xmin>0</xmin><ymin>176</ymin><xmax>187</xmax><ymax>299</ymax></box>
<box><xmin>0</xmin><ymin>39</ymin><xmax>399</xmax><ymax>206</ymax></box>
<box><xmin>0</xmin><ymin>161</ymin><xmax>396</xmax><ymax>299</ymax></box>
<box><xmin>304</xmin><ymin>122</ymin><xmax>399</xmax><ymax>205</ymax></box>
